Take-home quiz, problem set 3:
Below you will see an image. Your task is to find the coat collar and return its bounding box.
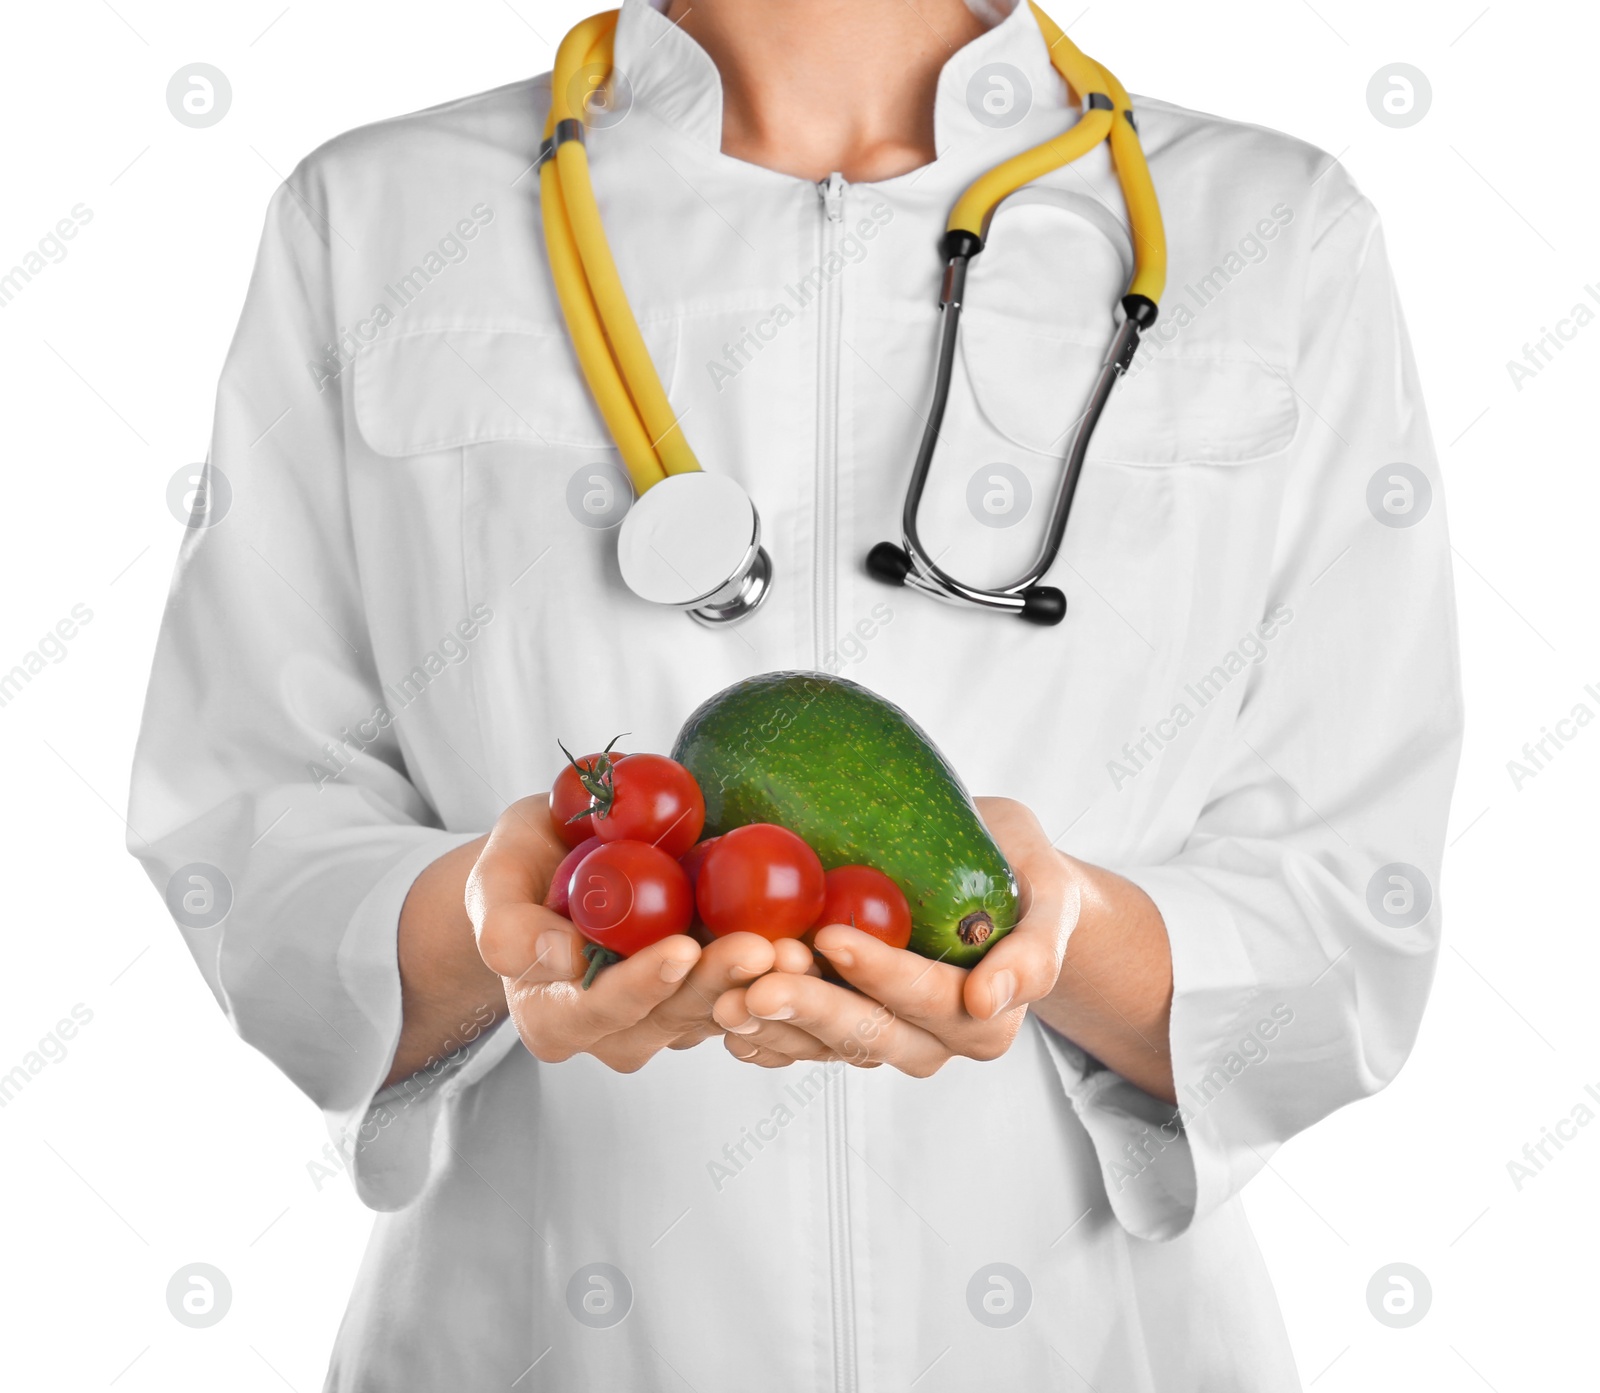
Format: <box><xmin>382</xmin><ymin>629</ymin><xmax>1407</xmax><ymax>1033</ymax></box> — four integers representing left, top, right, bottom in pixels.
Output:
<box><xmin>610</xmin><ymin>0</ymin><xmax>1076</xmax><ymax>162</ymax></box>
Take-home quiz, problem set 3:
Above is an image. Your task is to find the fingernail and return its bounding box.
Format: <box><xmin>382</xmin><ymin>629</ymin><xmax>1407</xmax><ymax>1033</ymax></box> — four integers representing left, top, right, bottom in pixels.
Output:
<box><xmin>536</xmin><ymin>932</ymin><xmax>573</xmax><ymax>978</ymax></box>
<box><xmin>660</xmin><ymin>956</ymin><xmax>694</xmax><ymax>983</ymax></box>
<box><xmin>986</xmin><ymin>970</ymin><xmax>1017</xmax><ymax>1020</ymax></box>
<box><xmin>726</xmin><ymin>1018</ymin><xmax>761</xmax><ymax>1034</ymax></box>
<box><xmin>818</xmin><ymin>944</ymin><xmax>854</xmax><ymax>969</ymax></box>
<box><xmin>755</xmin><ymin>1004</ymin><xmax>795</xmax><ymax>1021</ymax></box>
<box><xmin>730</xmin><ymin>962</ymin><xmax>763</xmax><ymax>981</ymax></box>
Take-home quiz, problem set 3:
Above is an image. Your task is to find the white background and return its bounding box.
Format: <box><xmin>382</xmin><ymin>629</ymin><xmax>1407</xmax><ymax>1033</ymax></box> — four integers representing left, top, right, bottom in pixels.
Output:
<box><xmin>1</xmin><ymin>0</ymin><xmax>1595</xmax><ymax>1388</ymax></box>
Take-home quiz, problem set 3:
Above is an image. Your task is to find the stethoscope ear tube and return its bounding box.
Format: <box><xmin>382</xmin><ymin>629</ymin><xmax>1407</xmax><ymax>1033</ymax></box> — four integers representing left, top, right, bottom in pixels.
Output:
<box><xmin>865</xmin><ymin>9</ymin><xmax>1166</xmax><ymax>627</ymax></box>
<box><xmin>866</xmin><ymin>542</ymin><xmax>1068</xmax><ymax>626</ymax></box>
<box><xmin>866</xmin><ymin>262</ymin><xmax>1150</xmax><ymax>624</ymax></box>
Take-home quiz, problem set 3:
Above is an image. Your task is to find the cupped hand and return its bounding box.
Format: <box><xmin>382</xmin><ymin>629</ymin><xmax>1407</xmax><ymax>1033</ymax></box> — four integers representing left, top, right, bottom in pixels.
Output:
<box><xmin>467</xmin><ymin>795</ymin><xmax>812</xmax><ymax>1072</ymax></box>
<box><xmin>712</xmin><ymin>797</ymin><xmax>1081</xmax><ymax>1075</ymax></box>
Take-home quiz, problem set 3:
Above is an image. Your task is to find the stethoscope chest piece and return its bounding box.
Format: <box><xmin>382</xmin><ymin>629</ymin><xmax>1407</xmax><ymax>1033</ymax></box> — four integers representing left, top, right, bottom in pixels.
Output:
<box><xmin>616</xmin><ymin>472</ymin><xmax>773</xmax><ymax>627</ymax></box>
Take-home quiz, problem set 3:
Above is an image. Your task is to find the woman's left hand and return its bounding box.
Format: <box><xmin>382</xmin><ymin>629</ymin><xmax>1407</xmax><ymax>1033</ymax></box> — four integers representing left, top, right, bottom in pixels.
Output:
<box><xmin>712</xmin><ymin>798</ymin><xmax>1081</xmax><ymax>1075</ymax></box>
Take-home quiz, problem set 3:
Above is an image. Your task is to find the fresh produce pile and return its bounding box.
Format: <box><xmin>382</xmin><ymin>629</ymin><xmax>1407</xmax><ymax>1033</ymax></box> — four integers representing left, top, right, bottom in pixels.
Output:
<box><xmin>544</xmin><ymin>673</ymin><xmax>1020</xmax><ymax>985</ymax></box>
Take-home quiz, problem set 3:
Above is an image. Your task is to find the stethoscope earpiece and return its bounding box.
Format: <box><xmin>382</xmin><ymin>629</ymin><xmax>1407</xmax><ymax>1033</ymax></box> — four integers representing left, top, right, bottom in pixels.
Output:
<box><xmin>865</xmin><ymin>542</ymin><xmax>913</xmax><ymax>586</ymax></box>
<box><xmin>866</xmin><ymin>542</ymin><xmax>1067</xmax><ymax>626</ymax></box>
<box><xmin>1019</xmin><ymin>587</ymin><xmax>1067</xmax><ymax>626</ymax></box>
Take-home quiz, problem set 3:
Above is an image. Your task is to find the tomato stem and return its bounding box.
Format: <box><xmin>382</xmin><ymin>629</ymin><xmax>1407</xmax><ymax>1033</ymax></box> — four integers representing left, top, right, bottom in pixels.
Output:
<box><xmin>581</xmin><ymin>941</ymin><xmax>621</xmax><ymax>989</ymax></box>
<box><xmin>558</xmin><ymin>734</ymin><xmax>628</xmax><ymax>822</ymax></box>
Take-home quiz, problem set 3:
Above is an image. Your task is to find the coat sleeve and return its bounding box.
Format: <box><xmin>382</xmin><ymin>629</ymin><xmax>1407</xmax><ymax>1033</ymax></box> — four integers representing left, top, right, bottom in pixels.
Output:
<box><xmin>127</xmin><ymin>164</ymin><xmax>515</xmax><ymax>1210</ymax></box>
<box><xmin>1043</xmin><ymin>163</ymin><xmax>1463</xmax><ymax>1241</ymax></box>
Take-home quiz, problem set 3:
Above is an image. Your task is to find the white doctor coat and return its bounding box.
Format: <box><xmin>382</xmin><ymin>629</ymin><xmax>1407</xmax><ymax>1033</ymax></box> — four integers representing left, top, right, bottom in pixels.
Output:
<box><xmin>128</xmin><ymin>0</ymin><xmax>1462</xmax><ymax>1387</ymax></box>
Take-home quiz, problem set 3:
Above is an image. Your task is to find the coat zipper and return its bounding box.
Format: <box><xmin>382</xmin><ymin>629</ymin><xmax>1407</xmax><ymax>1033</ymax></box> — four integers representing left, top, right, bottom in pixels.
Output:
<box><xmin>814</xmin><ymin>172</ymin><xmax>846</xmax><ymax>673</ymax></box>
<box><xmin>815</xmin><ymin>169</ymin><xmax>857</xmax><ymax>1393</ymax></box>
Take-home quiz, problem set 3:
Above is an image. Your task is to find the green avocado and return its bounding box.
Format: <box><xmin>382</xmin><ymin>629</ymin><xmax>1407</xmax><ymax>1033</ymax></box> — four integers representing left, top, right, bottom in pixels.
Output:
<box><xmin>670</xmin><ymin>671</ymin><xmax>1019</xmax><ymax>966</ymax></box>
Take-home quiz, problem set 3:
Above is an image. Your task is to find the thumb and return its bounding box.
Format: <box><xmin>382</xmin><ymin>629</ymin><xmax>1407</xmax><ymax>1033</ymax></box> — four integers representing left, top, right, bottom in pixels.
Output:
<box><xmin>964</xmin><ymin>804</ymin><xmax>1080</xmax><ymax>1019</ymax></box>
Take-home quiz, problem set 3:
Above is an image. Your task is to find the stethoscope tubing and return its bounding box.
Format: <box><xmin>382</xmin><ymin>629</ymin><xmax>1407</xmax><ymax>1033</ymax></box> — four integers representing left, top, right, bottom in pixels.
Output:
<box><xmin>540</xmin><ymin>5</ymin><xmax>1167</xmax><ymax>627</ymax></box>
<box><xmin>883</xmin><ymin>292</ymin><xmax>1143</xmax><ymax>620</ymax></box>
<box><xmin>891</xmin><ymin>254</ymin><xmax>1144</xmax><ymax>608</ymax></box>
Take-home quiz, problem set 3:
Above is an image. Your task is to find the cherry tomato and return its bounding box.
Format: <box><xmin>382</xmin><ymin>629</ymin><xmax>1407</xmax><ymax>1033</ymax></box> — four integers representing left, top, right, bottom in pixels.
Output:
<box><xmin>696</xmin><ymin>824</ymin><xmax>826</xmax><ymax>941</ymax></box>
<box><xmin>543</xmin><ymin>836</ymin><xmax>602</xmax><ymax>918</ymax></box>
<box><xmin>813</xmin><ymin>865</ymin><xmax>913</xmax><ymax>950</ymax></box>
<box><xmin>591</xmin><ymin>753</ymin><xmax>705</xmax><ymax>858</ymax></box>
<box><xmin>550</xmin><ymin>744</ymin><xmax>627</xmax><ymax>848</ymax></box>
<box><xmin>677</xmin><ymin>836</ymin><xmax>721</xmax><ymax>888</ymax></box>
<box><xmin>569</xmin><ymin>840</ymin><xmax>694</xmax><ymax>986</ymax></box>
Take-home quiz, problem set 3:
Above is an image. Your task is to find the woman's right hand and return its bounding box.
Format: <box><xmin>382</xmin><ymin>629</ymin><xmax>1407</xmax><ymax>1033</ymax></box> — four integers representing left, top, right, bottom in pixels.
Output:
<box><xmin>467</xmin><ymin>795</ymin><xmax>806</xmax><ymax>1072</ymax></box>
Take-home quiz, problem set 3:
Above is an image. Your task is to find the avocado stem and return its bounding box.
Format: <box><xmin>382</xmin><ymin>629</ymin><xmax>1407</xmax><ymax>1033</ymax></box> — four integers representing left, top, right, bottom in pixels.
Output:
<box><xmin>956</xmin><ymin>911</ymin><xmax>994</xmax><ymax>947</ymax></box>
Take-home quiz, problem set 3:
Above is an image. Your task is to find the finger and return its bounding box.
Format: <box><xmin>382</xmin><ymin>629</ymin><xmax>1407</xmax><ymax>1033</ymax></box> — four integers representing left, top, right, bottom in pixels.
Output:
<box><xmin>962</xmin><ymin>797</ymin><xmax>1080</xmax><ymax>1020</ymax></box>
<box><xmin>772</xmin><ymin>937</ymin><xmax>816</xmax><ymax>975</ymax></box>
<box><xmin>809</xmin><ymin>925</ymin><xmax>967</xmax><ymax>1025</ymax></box>
<box><xmin>724</xmin><ymin>1022</ymin><xmax>837</xmax><ymax>1063</ymax></box>
<box><xmin>722</xmin><ymin>1034</ymin><xmax>819</xmax><ymax>1069</ymax></box>
<box><xmin>468</xmin><ymin>799</ymin><xmax>572</xmax><ymax>978</ymax></box>
<box><xmin>740</xmin><ymin>972</ymin><xmax>950</xmax><ymax>1077</ymax></box>
<box><xmin>959</xmin><ymin>888</ymin><xmax>1075</xmax><ymax>1022</ymax></box>
<box><xmin>713</xmin><ymin>987</ymin><xmax>838</xmax><ymax>1062</ymax></box>
<box><xmin>642</xmin><ymin>933</ymin><xmax>776</xmax><ymax>1037</ymax></box>
<box><xmin>506</xmin><ymin>933</ymin><xmax>700</xmax><ymax>1061</ymax></box>
<box><xmin>809</xmin><ymin>927</ymin><xmax>1031</xmax><ymax>1062</ymax></box>
<box><xmin>482</xmin><ymin>905</ymin><xmax>585</xmax><ymax>984</ymax></box>
<box><xmin>468</xmin><ymin>796</ymin><xmax>567</xmax><ymax>912</ymax></box>
<box><xmin>590</xmin><ymin>935</ymin><xmax>775</xmax><ymax>1062</ymax></box>
<box><xmin>632</xmin><ymin>935</ymin><xmax>818</xmax><ymax>1052</ymax></box>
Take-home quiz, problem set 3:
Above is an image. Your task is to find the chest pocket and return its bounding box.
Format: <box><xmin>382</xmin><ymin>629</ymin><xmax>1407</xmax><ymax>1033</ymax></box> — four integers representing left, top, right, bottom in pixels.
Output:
<box><xmin>904</xmin><ymin>196</ymin><xmax>1298</xmax><ymax>629</ymax></box>
<box><xmin>959</xmin><ymin>326</ymin><xmax>1299</xmax><ymax>467</ymax></box>
<box><xmin>346</xmin><ymin>318</ymin><xmax>756</xmax><ymax>717</ymax></box>
<box><xmin>345</xmin><ymin>318</ymin><xmax>766</xmax><ymax>782</ymax></box>
<box><xmin>347</xmin><ymin>320</ymin><xmax>681</xmax><ymax>615</ymax></box>
<box><xmin>351</xmin><ymin>322</ymin><xmax>679</xmax><ymax>456</ymax></box>
<box><xmin>955</xmin><ymin>193</ymin><xmax>1298</xmax><ymax>467</ymax></box>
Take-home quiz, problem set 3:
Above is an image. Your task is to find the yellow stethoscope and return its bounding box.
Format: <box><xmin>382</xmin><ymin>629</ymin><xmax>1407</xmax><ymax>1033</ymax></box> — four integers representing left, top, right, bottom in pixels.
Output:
<box><xmin>540</xmin><ymin>4</ymin><xmax>1166</xmax><ymax>627</ymax></box>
